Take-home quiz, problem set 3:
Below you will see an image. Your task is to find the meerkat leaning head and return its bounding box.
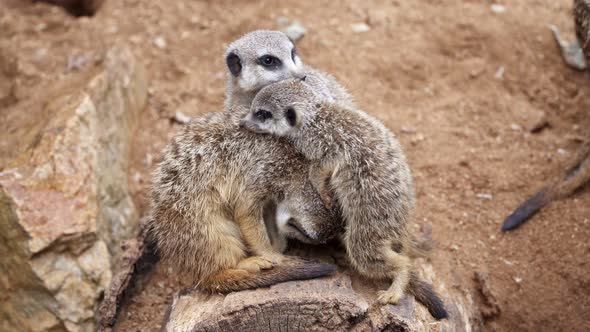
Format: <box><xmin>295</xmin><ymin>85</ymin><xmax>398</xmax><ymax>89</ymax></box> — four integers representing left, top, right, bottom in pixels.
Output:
<box><xmin>224</xmin><ymin>30</ymin><xmax>304</xmax><ymax>108</ymax></box>
<box><xmin>239</xmin><ymin>77</ymin><xmax>318</xmax><ymax>137</ymax></box>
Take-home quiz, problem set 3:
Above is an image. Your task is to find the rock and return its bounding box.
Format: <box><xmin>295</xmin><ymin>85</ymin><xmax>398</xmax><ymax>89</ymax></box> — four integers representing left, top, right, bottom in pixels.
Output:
<box><xmin>494</xmin><ymin>66</ymin><xmax>505</xmax><ymax>80</ymax></box>
<box><xmin>172</xmin><ymin>111</ymin><xmax>191</xmax><ymax>124</ymax></box>
<box><xmin>351</xmin><ymin>22</ymin><xmax>371</xmax><ymax>33</ymax></box>
<box><xmin>67</xmin><ymin>53</ymin><xmax>90</xmax><ymax>71</ymax></box>
<box><xmin>490</xmin><ymin>4</ymin><xmax>506</xmax><ymax>14</ymax></box>
<box><xmin>476</xmin><ymin>193</ymin><xmax>493</xmax><ymax>200</ymax></box>
<box><xmin>549</xmin><ymin>24</ymin><xmax>587</xmax><ymax>71</ymax></box>
<box><xmin>276</xmin><ymin>17</ymin><xmax>307</xmax><ymax>42</ymax></box>
<box><xmin>0</xmin><ymin>45</ymin><xmax>147</xmax><ymax>332</ymax></box>
<box><xmin>153</xmin><ymin>36</ymin><xmax>167</xmax><ymax>49</ymax></box>
<box><xmin>400</xmin><ymin>126</ymin><xmax>417</xmax><ymax>134</ymax></box>
<box><xmin>524</xmin><ymin>110</ymin><xmax>548</xmax><ymax>133</ymax></box>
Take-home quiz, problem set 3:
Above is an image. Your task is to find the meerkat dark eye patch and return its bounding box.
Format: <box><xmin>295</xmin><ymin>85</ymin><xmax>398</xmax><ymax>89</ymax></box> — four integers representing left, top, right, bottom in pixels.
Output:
<box><xmin>254</xmin><ymin>109</ymin><xmax>273</xmax><ymax>121</ymax></box>
<box><xmin>257</xmin><ymin>55</ymin><xmax>282</xmax><ymax>68</ymax></box>
<box><xmin>285</xmin><ymin>107</ymin><xmax>297</xmax><ymax>126</ymax></box>
<box><xmin>226</xmin><ymin>52</ymin><xmax>241</xmax><ymax>76</ymax></box>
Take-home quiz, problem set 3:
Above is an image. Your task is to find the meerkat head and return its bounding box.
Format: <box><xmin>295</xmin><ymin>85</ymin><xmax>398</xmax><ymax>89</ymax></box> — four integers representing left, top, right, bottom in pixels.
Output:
<box><xmin>225</xmin><ymin>30</ymin><xmax>303</xmax><ymax>94</ymax></box>
<box><xmin>275</xmin><ymin>192</ymin><xmax>339</xmax><ymax>246</ymax></box>
<box><xmin>239</xmin><ymin>77</ymin><xmax>320</xmax><ymax>136</ymax></box>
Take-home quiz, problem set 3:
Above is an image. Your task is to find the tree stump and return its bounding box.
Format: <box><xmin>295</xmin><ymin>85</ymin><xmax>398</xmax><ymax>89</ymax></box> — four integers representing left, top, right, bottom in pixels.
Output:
<box><xmin>158</xmin><ymin>248</ymin><xmax>477</xmax><ymax>332</ymax></box>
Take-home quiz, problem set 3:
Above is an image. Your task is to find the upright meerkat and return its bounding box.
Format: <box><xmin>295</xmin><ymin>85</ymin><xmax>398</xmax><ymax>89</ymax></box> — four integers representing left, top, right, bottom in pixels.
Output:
<box><xmin>240</xmin><ymin>78</ymin><xmax>448</xmax><ymax>319</ymax></box>
<box><xmin>148</xmin><ymin>107</ymin><xmax>339</xmax><ymax>292</ymax></box>
<box><xmin>224</xmin><ymin>30</ymin><xmax>354</xmax><ymax>109</ymax></box>
<box><xmin>502</xmin><ymin>0</ymin><xmax>590</xmax><ymax>231</ymax></box>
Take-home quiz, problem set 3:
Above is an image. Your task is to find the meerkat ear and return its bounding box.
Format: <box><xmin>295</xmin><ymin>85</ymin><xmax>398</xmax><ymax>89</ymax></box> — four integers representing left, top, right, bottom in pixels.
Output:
<box><xmin>225</xmin><ymin>52</ymin><xmax>242</xmax><ymax>76</ymax></box>
<box><xmin>285</xmin><ymin>107</ymin><xmax>297</xmax><ymax>127</ymax></box>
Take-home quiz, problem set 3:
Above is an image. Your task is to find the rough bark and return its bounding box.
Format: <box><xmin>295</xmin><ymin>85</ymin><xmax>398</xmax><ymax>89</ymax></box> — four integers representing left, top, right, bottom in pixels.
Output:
<box><xmin>98</xmin><ymin>220</ymin><xmax>159</xmax><ymax>332</ymax></box>
<box><xmin>161</xmin><ymin>261</ymin><xmax>477</xmax><ymax>332</ymax></box>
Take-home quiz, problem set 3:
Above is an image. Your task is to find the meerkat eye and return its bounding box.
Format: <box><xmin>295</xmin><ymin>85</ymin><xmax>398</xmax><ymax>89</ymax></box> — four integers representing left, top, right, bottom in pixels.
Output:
<box><xmin>286</xmin><ymin>218</ymin><xmax>308</xmax><ymax>238</ymax></box>
<box><xmin>258</xmin><ymin>55</ymin><xmax>282</xmax><ymax>68</ymax></box>
<box><xmin>285</xmin><ymin>107</ymin><xmax>297</xmax><ymax>126</ymax></box>
<box><xmin>254</xmin><ymin>109</ymin><xmax>273</xmax><ymax>121</ymax></box>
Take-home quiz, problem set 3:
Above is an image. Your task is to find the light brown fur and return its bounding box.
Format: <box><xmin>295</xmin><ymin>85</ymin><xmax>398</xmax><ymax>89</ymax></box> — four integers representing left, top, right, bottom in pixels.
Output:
<box><xmin>147</xmin><ymin>108</ymin><xmax>338</xmax><ymax>292</ymax></box>
<box><xmin>240</xmin><ymin>78</ymin><xmax>448</xmax><ymax>319</ymax></box>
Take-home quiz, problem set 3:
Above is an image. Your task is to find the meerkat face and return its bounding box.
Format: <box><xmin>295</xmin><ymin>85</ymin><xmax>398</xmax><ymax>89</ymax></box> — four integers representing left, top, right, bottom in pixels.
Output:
<box><xmin>239</xmin><ymin>77</ymin><xmax>318</xmax><ymax>136</ymax></box>
<box><xmin>225</xmin><ymin>30</ymin><xmax>303</xmax><ymax>93</ymax></box>
<box><xmin>274</xmin><ymin>198</ymin><xmax>337</xmax><ymax>245</ymax></box>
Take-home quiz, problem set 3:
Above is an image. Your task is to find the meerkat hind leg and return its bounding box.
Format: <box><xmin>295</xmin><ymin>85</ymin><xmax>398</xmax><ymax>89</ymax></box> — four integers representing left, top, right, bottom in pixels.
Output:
<box><xmin>236</xmin><ymin>256</ymin><xmax>276</xmax><ymax>272</ymax></box>
<box><xmin>376</xmin><ymin>250</ymin><xmax>412</xmax><ymax>305</ymax></box>
<box><xmin>235</xmin><ymin>209</ymin><xmax>285</xmax><ymax>264</ymax></box>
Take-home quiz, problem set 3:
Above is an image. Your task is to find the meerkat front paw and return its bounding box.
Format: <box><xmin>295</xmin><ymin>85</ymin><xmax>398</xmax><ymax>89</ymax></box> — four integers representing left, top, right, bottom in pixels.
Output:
<box><xmin>236</xmin><ymin>256</ymin><xmax>276</xmax><ymax>272</ymax></box>
<box><xmin>377</xmin><ymin>290</ymin><xmax>403</xmax><ymax>305</ymax></box>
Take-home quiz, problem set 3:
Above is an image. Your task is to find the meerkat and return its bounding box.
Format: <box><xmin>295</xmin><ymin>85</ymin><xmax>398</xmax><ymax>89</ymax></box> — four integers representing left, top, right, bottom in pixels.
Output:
<box><xmin>147</xmin><ymin>106</ymin><xmax>340</xmax><ymax>293</ymax></box>
<box><xmin>502</xmin><ymin>0</ymin><xmax>590</xmax><ymax>231</ymax></box>
<box><xmin>224</xmin><ymin>30</ymin><xmax>355</xmax><ymax>110</ymax></box>
<box><xmin>239</xmin><ymin>78</ymin><xmax>448</xmax><ymax>320</ymax></box>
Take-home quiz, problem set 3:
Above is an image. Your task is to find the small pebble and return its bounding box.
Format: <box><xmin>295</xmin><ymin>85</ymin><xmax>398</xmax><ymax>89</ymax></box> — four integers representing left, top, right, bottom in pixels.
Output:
<box><xmin>514</xmin><ymin>277</ymin><xmax>523</xmax><ymax>284</ymax></box>
<box><xmin>410</xmin><ymin>133</ymin><xmax>425</xmax><ymax>145</ymax></box>
<box><xmin>276</xmin><ymin>17</ymin><xmax>307</xmax><ymax>42</ymax></box>
<box><xmin>491</xmin><ymin>4</ymin><xmax>506</xmax><ymax>13</ymax></box>
<box><xmin>153</xmin><ymin>36</ymin><xmax>167</xmax><ymax>49</ymax></box>
<box><xmin>67</xmin><ymin>54</ymin><xmax>89</xmax><ymax>71</ymax></box>
<box><xmin>129</xmin><ymin>35</ymin><xmax>143</xmax><ymax>44</ymax></box>
<box><xmin>510</xmin><ymin>123</ymin><xmax>522</xmax><ymax>131</ymax></box>
<box><xmin>173</xmin><ymin>111</ymin><xmax>191</xmax><ymax>124</ymax></box>
<box><xmin>351</xmin><ymin>22</ymin><xmax>371</xmax><ymax>33</ymax></box>
<box><xmin>400</xmin><ymin>126</ymin><xmax>417</xmax><ymax>134</ymax></box>
<box><xmin>144</xmin><ymin>153</ymin><xmax>153</xmax><ymax>167</ymax></box>
<box><xmin>557</xmin><ymin>148</ymin><xmax>568</xmax><ymax>156</ymax></box>
<box><xmin>494</xmin><ymin>66</ymin><xmax>505</xmax><ymax>79</ymax></box>
<box><xmin>476</xmin><ymin>193</ymin><xmax>493</xmax><ymax>200</ymax></box>
<box><xmin>132</xmin><ymin>172</ymin><xmax>142</xmax><ymax>183</ymax></box>
<box><xmin>35</xmin><ymin>23</ymin><xmax>47</xmax><ymax>32</ymax></box>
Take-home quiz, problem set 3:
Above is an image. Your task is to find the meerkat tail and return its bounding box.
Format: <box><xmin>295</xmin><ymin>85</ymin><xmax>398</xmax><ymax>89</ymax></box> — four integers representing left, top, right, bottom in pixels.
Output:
<box><xmin>501</xmin><ymin>187</ymin><xmax>551</xmax><ymax>231</ymax></box>
<box><xmin>202</xmin><ymin>262</ymin><xmax>337</xmax><ymax>293</ymax></box>
<box><xmin>407</xmin><ymin>272</ymin><xmax>449</xmax><ymax>320</ymax></box>
<box><xmin>502</xmin><ymin>1</ymin><xmax>590</xmax><ymax>232</ymax></box>
<box><xmin>502</xmin><ymin>141</ymin><xmax>590</xmax><ymax>231</ymax></box>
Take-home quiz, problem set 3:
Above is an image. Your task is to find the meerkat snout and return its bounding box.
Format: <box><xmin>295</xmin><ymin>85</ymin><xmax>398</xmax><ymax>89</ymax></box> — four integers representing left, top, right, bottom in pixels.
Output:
<box><xmin>241</xmin><ymin>79</ymin><xmax>319</xmax><ymax>136</ymax></box>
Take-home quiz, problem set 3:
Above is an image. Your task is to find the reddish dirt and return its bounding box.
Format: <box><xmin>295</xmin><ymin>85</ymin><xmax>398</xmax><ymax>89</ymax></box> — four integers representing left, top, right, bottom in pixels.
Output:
<box><xmin>1</xmin><ymin>0</ymin><xmax>589</xmax><ymax>331</ymax></box>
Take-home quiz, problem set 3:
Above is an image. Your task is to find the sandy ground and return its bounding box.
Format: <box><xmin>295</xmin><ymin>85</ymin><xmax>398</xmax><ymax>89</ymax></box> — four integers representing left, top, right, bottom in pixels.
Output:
<box><xmin>1</xmin><ymin>0</ymin><xmax>589</xmax><ymax>331</ymax></box>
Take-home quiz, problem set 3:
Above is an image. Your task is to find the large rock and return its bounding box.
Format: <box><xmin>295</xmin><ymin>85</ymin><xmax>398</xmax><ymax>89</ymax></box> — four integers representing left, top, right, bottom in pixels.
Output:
<box><xmin>0</xmin><ymin>45</ymin><xmax>147</xmax><ymax>332</ymax></box>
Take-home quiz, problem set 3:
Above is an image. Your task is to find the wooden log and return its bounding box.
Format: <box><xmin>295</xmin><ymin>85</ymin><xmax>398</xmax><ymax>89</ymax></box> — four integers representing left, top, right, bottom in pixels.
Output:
<box><xmin>161</xmin><ymin>264</ymin><xmax>476</xmax><ymax>332</ymax></box>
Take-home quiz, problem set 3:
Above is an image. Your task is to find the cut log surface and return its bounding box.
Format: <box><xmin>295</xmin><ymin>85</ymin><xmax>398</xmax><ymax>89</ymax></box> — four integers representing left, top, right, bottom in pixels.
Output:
<box><xmin>162</xmin><ymin>271</ymin><xmax>475</xmax><ymax>332</ymax></box>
